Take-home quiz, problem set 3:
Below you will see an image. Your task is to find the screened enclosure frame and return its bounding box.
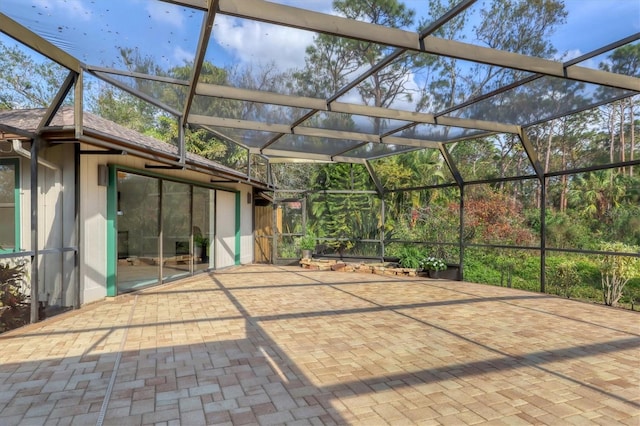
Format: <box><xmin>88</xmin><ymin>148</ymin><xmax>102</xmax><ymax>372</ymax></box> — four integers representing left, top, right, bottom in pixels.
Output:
<box><xmin>0</xmin><ymin>0</ymin><xmax>639</xmax><ymax>319</ymax></box>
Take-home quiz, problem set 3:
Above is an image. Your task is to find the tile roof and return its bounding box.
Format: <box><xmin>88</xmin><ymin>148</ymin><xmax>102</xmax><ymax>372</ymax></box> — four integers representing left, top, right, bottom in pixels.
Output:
<box><xmin>0</xmin><ymin>107</ymin><xmax>247</xmax><ymax>179</ymax></box>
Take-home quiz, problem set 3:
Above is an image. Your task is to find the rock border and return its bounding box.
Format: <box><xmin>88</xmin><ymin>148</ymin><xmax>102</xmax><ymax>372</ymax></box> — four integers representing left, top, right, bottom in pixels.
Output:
<box><xmin>299</xmin><ymin>258</ymin><xmax>423</xmax><ymax>277</ymax></box>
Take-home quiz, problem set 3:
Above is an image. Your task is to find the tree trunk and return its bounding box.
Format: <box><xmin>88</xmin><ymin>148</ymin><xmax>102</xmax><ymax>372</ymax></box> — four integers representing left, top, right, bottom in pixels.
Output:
<box><xmin>541</xmin><ymin>121</ymin><xmax>554</xmax><ymax>210</ymax></box>
<box><xmin>544</xmin><ymin>121</ymin><xmax>554</xmax><ymax>174</ymax></box>
<box><xmin>620</xmin><ymin>101</ymin><xmax>626</xmax><ymax>175</ymax></box>
<box><xmin>609</xmin><ymin>105</ymin><xmax>616</xmax><ymax>165</ymax></box>
<box><xmin>630</xmin><ymin>101</ymin><xmax>635</xmax><ymax>176</ymax></box>
<box><xmin>560</xmin><ymin>129</ymin><xmax>568</xmax><ymax>212</ymax></box>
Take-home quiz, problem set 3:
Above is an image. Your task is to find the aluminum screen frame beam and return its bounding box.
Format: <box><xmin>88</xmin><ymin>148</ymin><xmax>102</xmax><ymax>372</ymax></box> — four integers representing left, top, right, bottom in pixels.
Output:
<box><xmin>0</xmin><ymin>13</ymin><xmax>81</xmax><ymax>73</ymax></box>
<box><xmin>195</xmin><ymin>83</ymin><xmax>520</xmax><ymax>135</ymax></box>
<box><xmin>217</xmin><ymin>0</ymin><xmax>639</xmax><ymax>92</ymax></box>
<box><xmin>188</xmin><ymin>115</ymin><xmax>443</xmax><ymax>152</ymax></box>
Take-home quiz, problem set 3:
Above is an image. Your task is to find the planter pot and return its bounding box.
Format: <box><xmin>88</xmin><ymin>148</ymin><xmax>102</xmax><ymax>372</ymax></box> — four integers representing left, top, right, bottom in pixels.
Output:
<box><xmin>301</xmin><ymin>249</ymin><xmax>313</xmax><ymax>259</ymax></box>
<box><xmin>428</xmin><ymin>269</ymin><xmax>440</xmax><ymax>279</ymax></box>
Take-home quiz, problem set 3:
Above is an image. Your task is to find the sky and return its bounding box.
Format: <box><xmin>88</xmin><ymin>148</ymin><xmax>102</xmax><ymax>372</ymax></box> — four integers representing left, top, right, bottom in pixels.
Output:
<box><xmin>0</xmin><ymin>0</ymin><xmax>638</xmax><ymax>94</ymax></box>
<box><xmin>2</xmin><ymin>0</ymin><xmax>638</xmax><ymax>71</ymax></box>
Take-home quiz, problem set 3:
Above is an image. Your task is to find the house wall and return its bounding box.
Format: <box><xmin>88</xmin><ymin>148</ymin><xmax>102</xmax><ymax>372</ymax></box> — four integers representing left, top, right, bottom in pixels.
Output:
<box><xmin>79</xmin><ymin>144</ymin><xmax>254</xmax><ymax>305</ymax></box>
<box><xmin>215</xmin><ymin>189</ymin><xmax>236</xmax><ymax>269</ymax></box>
<box><xmin>1</xmin><ymin>142</ymin><xmax>76</xmax><ymax>309</ymax></box>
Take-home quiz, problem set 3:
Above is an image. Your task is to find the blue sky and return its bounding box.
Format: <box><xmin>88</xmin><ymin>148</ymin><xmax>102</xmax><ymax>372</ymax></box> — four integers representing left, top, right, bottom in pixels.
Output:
<box><xmin>1</xmin><ymin>0</ymin><xmax>638</xmax><ymax>75</ymax></box>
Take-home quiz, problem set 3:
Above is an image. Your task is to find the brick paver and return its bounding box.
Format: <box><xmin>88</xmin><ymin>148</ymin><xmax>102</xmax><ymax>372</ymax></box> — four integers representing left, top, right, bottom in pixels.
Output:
<box><xmin>1</xmin><ymin>265</ymin><xmax>639</xmax><ymax>425</ymax></box>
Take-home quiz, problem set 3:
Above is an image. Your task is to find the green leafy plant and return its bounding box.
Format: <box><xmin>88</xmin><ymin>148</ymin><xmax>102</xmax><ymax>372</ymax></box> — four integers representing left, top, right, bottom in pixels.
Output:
<box><xmin>421</xmin><ymin>256</ymin><xmax>448</xmax><ymax>271</ymax></box>
<box><xmin>397</xmin><ymin>246</ymin><xmax>423</xmax><ymax>269</ymax></box>
<box><xmin>194</xmin><ymin>234</ymin><xmax>209</xmax><ymax>247</ymax></box>
<box><xmin>298</xmin><ymin>233</ymin><xmax>317</xmax><ymax>251</ymax></box>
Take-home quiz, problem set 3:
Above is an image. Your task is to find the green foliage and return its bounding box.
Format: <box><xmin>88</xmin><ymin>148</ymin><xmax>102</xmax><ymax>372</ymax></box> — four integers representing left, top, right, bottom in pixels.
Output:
<box><xmin>0</xmin><ymin>40</ymin><xmax>69</xmax><ymax>109</ymax></box>
<box><xmin>194</xmin><ymin>234</ymin><xmax>209</xmax><ymax>247</ymax></box>
<box><xmin>297</xmin><ymin>233</ymin><xmax>316</xmax><ymax>250</ymax></box>
<box><xmin>397</xmin><ymin>246</ymin><xmax>424</xmax><ymax>269</ymax></box>
<box><xmin>610</xmin><ymin>204</ymin><xmax>640</xmax><ymax>246</ymax></box>
<box><xmin>546</xmin><ymin>211</ymin><xmax>595</xmax><ymax>250</ymax></box>
<box><xmin>464</xmin><ymin>254</ymin><xmax>503</xmax><ymax>285</ymax></box>
<box><xmin>308</xmin><ymin>164</ymin><xmax>379</xmax><ymax>254</ymax></box>
<box><xmin>547</xmin><ymin>260</ymin><xmax>580</xmax><ymax>298</ymax></box>
<box><xmin>598</xmin><ymin>242</ymin><xmax>640</xmax><ymax>306</ymax></box>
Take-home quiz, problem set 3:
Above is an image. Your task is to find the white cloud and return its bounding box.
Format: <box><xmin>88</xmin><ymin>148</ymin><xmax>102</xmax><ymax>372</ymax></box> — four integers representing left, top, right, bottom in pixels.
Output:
<box><xmin>146</xmin><ymin>1</ymin><xmax>184</xmax><ymax>29</ymax></box>
<box><xmin>173</xmin><ymin>46</ymin><xmax>195</xmax><ymax>65</ymax></box>
<box><xmin>212</xmin><ymin>15</ymin><xmax>315</xmax><ymax>70</ymax></box>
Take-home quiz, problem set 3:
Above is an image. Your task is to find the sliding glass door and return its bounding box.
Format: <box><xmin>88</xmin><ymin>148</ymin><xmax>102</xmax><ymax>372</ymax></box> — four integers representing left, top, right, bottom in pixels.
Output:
<box><xmin>116</xmin><ymin>172</ymin><xmax>160</xmax><ymax>293</ymax></box>
<box><xmin>114</xmin><ymin>170</ymin><xmax>221</xmax><ymax>294</ymax></box>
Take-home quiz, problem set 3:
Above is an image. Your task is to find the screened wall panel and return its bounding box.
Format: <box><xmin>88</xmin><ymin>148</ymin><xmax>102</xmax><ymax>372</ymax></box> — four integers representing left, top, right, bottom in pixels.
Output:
<box><xmin>463</xmin><ymin>183</ymin><xmax>539</xmax><ymax>247</ymax></box>
<box><xmin>448</xmin><ymin>135</ymin><xmax>536</xmax><ymax>182</ymax></box>
<box><xmin>384</xmin><ymin>186</ymin><xmax>460</xmax><ymax>261</ymax></box>
<box><xmin>546</xmin><ymin>171</ymin><xmax>640</xmax><ymax>252</ymax></box>
<box><xmin>464</xmin><ymin>247</ymin><xmax>541</xmax><ymax>292</ymax></box>
<box><xmin>371</xmin><ymin>148</ymin><xmax>455</xmax><ymax>190</ymax></box>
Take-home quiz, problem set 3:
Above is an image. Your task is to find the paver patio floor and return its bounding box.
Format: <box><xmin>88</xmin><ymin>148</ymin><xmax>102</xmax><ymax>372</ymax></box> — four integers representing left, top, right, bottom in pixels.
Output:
<box><xmin>0</xmin><ymin>265</ymin><xmax>639</xmax><ymax>425</ymax></box>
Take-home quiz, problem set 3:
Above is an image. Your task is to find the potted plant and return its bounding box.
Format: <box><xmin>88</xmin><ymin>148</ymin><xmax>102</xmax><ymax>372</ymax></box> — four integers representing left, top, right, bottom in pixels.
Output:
<box><xmin>298</xmin><ymin>233</ymin><xmax>316</xmax><ymax>259</ymax></box>
<box><xmin>421</xmin><ymin>256</ymin><xmax>448</xmax><ymax>278</ymax></box>
<box><xmin>194</xmin><ymin>235</ymin><xmax>210</xmax><ymax>262</ymax></box>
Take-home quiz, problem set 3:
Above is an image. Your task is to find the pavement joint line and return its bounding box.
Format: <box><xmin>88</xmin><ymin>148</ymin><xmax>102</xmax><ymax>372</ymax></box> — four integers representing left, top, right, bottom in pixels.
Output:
<box><xmin>95</xmin><ymin>295</ymin><xmax>138</xmax><ymax>426</ymax></box>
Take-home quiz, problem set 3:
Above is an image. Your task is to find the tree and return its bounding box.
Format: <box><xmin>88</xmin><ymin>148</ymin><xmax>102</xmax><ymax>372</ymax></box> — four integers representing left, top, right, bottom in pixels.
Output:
<box><xmin>295</xmin><ymin>0</ymin><xmax>417</xmax><ymax>134</ymax></box>
<box><xmin>87</xmin><ymin>50</ymin><xmax>252</xmax><ymax>171</ymax></box>
<box><xmin>421</xmin><ymin>0</ymin><xmax>567</xmax><ymax>117</ymax></box>
<box><xmin>308</xmin><ymin>163</ymin><xmax>379</xmax><ymax>255</ymax></box>
<box><xmin>567</xmin><ymin>170</ymin><xmax>626</xmax><ymax>224</ymax></box>
<box><xmin>0</xmin><ymin>40</ymin><xmax>70</xmax><ymax>110</ymax></box>
<box><xmin>599</xmin><ymin>44</ymin><xmax>640</xmax><ymax>177</ymax></box>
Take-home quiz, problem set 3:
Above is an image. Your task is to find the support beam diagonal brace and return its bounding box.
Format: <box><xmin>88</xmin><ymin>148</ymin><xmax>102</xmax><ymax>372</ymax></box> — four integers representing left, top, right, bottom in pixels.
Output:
<box><xmin>0</xmin><ymin>13</ymin><xmax>81</xmax><ymax>73</ymax></box>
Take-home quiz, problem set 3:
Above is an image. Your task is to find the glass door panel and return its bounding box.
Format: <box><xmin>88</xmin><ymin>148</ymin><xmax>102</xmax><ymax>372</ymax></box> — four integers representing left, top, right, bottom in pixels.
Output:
<box><xmin>162</xmin><ymin>181</ymin><xmax>191</xmax><ymax>281</ymax></box>
<box><xmin>117</xmin><ymin>172</ymin><xmax>160</xmax><ymax>293</ymax></box>
<box><xmin>193</xmin><ymin>186</ymin><xmax>214</xmax><ymax>272</ymax></box>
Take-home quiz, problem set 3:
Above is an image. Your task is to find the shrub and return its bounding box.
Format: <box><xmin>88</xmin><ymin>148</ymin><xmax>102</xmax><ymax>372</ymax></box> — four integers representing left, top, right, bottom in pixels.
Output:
<box><xmin>397</xmin><ymin>246</ymin><xmax>424</xmax><ymax>269</ymax></box>
<box><xmin>598</xmin><ymin>242</ymin><xmax>640</xmax><ymax>306</ymax></box>
<box><xmin>0</xmin><ymin>261</ymin><xmax>29</xmax><ymax>334</ymax></box>
<box><xmin>547</xmin><ymin>260</ymin><xmax>579</xmax><ymax>298</ymax></box>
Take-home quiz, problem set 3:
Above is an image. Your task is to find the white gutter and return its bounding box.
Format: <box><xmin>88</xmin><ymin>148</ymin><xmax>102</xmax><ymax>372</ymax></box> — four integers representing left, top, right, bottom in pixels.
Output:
<box><xmin>12</xmin><ymin>139</ymin><xmax>59</xmax><ymax>170</ymax></box>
